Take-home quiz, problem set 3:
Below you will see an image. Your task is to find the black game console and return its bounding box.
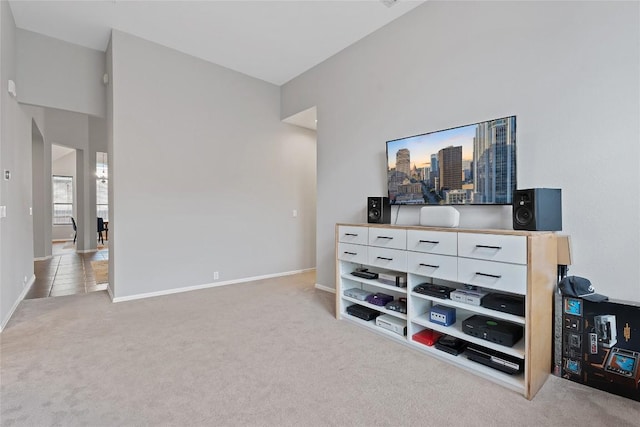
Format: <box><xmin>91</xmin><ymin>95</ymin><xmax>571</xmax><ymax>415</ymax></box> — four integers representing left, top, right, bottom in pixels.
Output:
<box><xmin>435</xmin><ymin>335</ymin><xmax>467</xmax><ymax>356</ymax></box>
<box><xmin>346</xmin><ymin>305</ymin><xmax>380</xmax><ymax>321</ymax></box>
<box><xmin>481</xmin><ymin>293</ymin><xmax>525</xmax><ymax>317</ymax></box>
<box><xmin>413</xmin><ymin>283</ymin><xmax>455</xmax><ymax>299</ymax></box>
<box><xmin>462</xmin><ymin>315</ymin><xmax>524</xmax><ymax>347</ymax></box>
<box><xmin>385</xmin><ymin>297</ymin><xmax>407</xmax><ymax>314</ymax></box>
<box><xmin>351</xmin><ymin>270</ymin><xmax>379</xmax><ymax>280</ymax></box>
<box><xmin>466</xmin><ymin>344</ymin><xmax>524</xmax><ymax>375</ymax></box>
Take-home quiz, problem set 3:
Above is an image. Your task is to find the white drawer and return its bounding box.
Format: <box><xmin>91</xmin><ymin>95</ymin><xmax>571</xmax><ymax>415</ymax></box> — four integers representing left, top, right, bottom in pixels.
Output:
<box><xmin>367</xmin><ymin>247</ymin><xmax>408</xmax><ymax>272</ymax></box>
<box><xmin>338</xmin><ymin>225</ymin><xmax>368</xmax><ymax>245</ymax></box>
<box><xmin>458</xmin><ymin>233</ymin><xmax>527</xmax><ymax>265</ymax></box>
<box><xmin>408</xmin><ymin>251</ymin><xmax>457</xmax><ymax>282</ymax></box>
<box><xmin>337</xmin><ymin>243</ymin><xmax>368</xmax><ymax>264</ymax></box>
<box><xmin>407</xmin><ymin>230</ymin><xmax>457</xmax><ymax>255</ymax></box>
<box><xmin>458</xmin><ymin>258</ymin><xmax>527</xmax><ymax>295</ymax></box>
<box><xmin>368</xmin><ymin>227</ymin><xmax>407</xmax><ymax>250</ymax></box>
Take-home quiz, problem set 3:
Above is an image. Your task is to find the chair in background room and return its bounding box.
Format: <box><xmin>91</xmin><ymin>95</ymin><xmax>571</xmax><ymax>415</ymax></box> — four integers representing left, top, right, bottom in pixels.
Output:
<box><xmin>97</xmin><ymin>217</ymin><xmax>107</xmax><ymax>244</ymax></box>
<box><xmin>71</xmin><ymin>217</ymin><xmax>77</xmax><ymax>244</ymax></box>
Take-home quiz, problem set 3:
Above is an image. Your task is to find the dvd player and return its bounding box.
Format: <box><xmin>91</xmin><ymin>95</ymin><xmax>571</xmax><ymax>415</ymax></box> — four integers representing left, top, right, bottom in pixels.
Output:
<box><xmin>466</xmin><ymin>344</ymin><xmax>524</xmax><ymax>375</ymax></box>
<box><xmin>481</xmin><ymin>293</ymin><xmax>525</xmax><ymax>317</ymax></box>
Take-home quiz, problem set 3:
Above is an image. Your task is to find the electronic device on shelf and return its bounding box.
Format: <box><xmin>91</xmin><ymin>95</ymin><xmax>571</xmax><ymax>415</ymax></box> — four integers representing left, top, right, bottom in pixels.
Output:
<box><xmin>435</xmin><ymin>335</ymin><xmax>467</xmax><ymax>356</ymax></box>
<box><xmin>412</xmin><ymin>329</ymin><xmax>443</xmax><ymax>347</ymax></box>
<box><xmin>385</xmin><ymin>297</ymin><xmax>407</xmax><ymax>314</ymax></box>
<box><xmin>365</xmin><ymin>292</ymin><xmax>394</xmax><ymax>307</ymax></box>
<box><xmin>351</xmin><ymin>270</ymin><xmax>379</xmax><ymax>280</ymax></box>
<box><xmin>343</xmin><ymin>288</ymin><xmax>373</xmax><ymax>301</ymax></box>
<box><xmin>413</xmin><ymin>283</ymin><xmax>455</xmax><ymax>299</ymax></box>
<box><xmin>462</xmin><ymin>315</ymin><xmax>523</xmax><ymax>348</ymax></box>
<box><xmin>378</xmin><ymin>272</ymin><xmax>407</xmax><ymax>288</ymax></box>
<box><xmin>376</xmin><ymin>314</ymin><xmax>407</xmax><ymax>336</ymax></box>
<box><xmin>429</xmin><ymin>305</ymin><xmax>456</xmax><ymax>326</ymax></box>
<box><xmin>450</xmin><ymin>289</ymin><xmax>488</xmax><ymax>306</ymax></box>
<box><xmin>346</xmin><ymin>304</ymin><xmax>380</xmax><ymax>321</ymax></box>
<box><xmin>481</xmin><ymin>292</ymin><xmax>525</xmax><ymax>317</ymax></box>
<box><xmin>466</xmin><ymin>344</ymin><xmax>524</xmax><ymax>375</ymax></box>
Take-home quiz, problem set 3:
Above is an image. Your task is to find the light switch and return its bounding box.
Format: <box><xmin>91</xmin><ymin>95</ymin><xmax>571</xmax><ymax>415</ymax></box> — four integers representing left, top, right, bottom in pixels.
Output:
<box><xmin>0</xmin><ymin>206</ymin><xmax>6</xmax><ymax>218</ymax></box>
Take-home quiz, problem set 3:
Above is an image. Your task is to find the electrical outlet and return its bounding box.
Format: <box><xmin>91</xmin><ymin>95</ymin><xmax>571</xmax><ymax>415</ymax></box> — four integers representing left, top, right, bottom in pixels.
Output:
<box><xmin>292</xmin><ymin>209</ymin><xmax>298</xmax><ymax>217</ymax></box>
<box><xmin>214</xmin><ymin>272</ymin><xmax>219</xmax><ymax>280</ymax></box>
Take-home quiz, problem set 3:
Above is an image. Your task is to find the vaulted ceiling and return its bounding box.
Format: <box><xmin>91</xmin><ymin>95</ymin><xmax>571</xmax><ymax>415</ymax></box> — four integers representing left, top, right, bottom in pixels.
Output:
<box><xmin>9</xmin><ymin>0</ymin><xmax>425</xmax><ymax>86</ymax></box>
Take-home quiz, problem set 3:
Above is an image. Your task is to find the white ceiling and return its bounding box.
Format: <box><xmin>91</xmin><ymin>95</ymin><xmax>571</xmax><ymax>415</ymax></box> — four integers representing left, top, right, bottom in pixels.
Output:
<box><xmin>9</xmin><ymin>0</ymin><xmax>425</xmax><ymax>86</ymax></box>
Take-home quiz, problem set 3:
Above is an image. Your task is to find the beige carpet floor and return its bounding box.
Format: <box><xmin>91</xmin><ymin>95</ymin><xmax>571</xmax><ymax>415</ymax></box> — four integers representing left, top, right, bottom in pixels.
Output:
<box><xmin>1</xmin><ymin>271</ymin><xmax>639</xmax><ymax>426</ymax></box>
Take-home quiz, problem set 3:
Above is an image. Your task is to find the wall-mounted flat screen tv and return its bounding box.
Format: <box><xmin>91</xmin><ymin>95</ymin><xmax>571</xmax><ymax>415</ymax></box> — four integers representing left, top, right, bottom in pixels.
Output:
<box><xmin>386</xmin><ymin>116</ymin><xmax>516</xmax><ymax>205</ymax></box>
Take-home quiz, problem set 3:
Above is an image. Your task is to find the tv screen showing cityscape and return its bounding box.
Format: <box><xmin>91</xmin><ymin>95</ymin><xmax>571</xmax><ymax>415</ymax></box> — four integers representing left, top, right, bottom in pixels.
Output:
<box><xmin>386</xmin><ymin>116</ymin><xmax>516</xmax><ymax>205</ymax></box>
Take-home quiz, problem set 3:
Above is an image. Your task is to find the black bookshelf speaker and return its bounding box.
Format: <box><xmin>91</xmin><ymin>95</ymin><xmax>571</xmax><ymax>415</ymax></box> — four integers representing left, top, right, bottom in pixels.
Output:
<box><xmin>367</xmin><ymin>197</ymin><xmax>391</xmax><ymax>224</ymax></box>
<box><xmin>513</xmin><ymin>188</ymin><xmax>562</xmax><ymax>231</ymax></box>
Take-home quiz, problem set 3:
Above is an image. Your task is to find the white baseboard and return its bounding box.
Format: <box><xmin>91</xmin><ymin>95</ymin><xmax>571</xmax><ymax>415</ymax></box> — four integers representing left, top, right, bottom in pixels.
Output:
<box><xmin>76</xmin><ymin>249</ymin><xmax>97</xmax><ymax>254</ymax></box>
<box><xmin>315</xmin><ymin>283</ymin><xmax>336</xmax><ymax>293</ymax></box>
<box><xmin>111</xmin><ymin>268</ymin><xmax>316</xmax><ymax>303</ymax></box>
<box><xmin>33</xmin><ymin>255</ymin><xmax>52</xmax><ymax>261</ymax></box>
<box><xmin>0</xmin><ymin>274</ymin><xmax>35</xmax><ymax>332</ymax></box>
<box><xmin>106</xmin><ymin>284</ymin><xmax>114</xmax><ymax>301</ymax></box>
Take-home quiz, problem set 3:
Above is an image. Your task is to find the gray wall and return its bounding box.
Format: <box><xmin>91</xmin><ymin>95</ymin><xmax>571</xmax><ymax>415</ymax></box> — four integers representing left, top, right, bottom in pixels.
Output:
<box><xmin>109</xmin><ymin>30</ymin><xmax>316</xmax><ymax>299</ymax></box>
<box><xmin>0</xmin><ymin>0</ymin><xmax>35</xmax><ymax>329</ymax></box>
<box><xmin>282</xmin><ymin>1</ymin><xmax>640</xmax><ymax>301</ymax></box>
<box><xmin>43</xmin><ymin>108</ymin><xmax>96</xmax><ymax>251</ymax></box>
<box><xmin>16</xmin><ymin>29</ymin><xmax>106</xmax><ymax>117</ymax></box>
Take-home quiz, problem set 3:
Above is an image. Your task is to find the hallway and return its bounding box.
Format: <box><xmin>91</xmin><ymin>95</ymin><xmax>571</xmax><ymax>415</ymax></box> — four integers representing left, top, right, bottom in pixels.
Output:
<box><xmin>26</xmin><ymin>242</ymin><xmax>109</xmax><ymax>299</ymax></box>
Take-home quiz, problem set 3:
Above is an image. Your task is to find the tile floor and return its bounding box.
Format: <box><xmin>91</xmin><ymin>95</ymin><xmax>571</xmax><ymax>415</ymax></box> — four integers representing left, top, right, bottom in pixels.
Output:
<box><xmin>26</xmin><ymin>241</ymin><xmax>109</xmax><ymax>299</ymax></box>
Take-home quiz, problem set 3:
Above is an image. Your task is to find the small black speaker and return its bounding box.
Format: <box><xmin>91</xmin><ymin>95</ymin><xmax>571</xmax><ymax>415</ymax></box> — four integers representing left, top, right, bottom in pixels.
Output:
<box><xmin>368</xmin><ymin>196</ymin><xmax>391</xmax><ymax>224</ymax></box>
<box><xmin>513</xmin><ymin>188</ymin><xmax>562</xmax><ymax>231</ymax></box>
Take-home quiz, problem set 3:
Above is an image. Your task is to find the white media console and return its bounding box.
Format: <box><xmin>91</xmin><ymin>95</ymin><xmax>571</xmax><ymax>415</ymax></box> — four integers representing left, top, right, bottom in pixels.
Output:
<box><xmin>335</xmin><ymin>223</ymin><xmax>558</xmax><ymax>400</ymax></box>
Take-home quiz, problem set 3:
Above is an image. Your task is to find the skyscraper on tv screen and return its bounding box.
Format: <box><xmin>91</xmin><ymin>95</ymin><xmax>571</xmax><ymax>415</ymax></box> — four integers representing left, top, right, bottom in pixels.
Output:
<box><xmin>473</xmin><ymin>117</ymin><xmax>516</xmax><ymax>204</ymax></box>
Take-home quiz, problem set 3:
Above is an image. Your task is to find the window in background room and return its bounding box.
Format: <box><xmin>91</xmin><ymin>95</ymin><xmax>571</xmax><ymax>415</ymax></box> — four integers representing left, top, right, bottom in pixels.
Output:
<box><xmin>97</xmin><ymin>152</ymin><xmax>108</xmax><ymax>221</ymax></box>
<box><xmin>53</xmin><ymin>175</ymin><xmax>73</xmax><ymax>225</ymax></box>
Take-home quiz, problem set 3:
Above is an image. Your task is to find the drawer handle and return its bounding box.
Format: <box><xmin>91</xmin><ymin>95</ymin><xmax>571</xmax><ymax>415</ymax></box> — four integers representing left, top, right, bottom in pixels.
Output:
<box><xmin>475</xmin><ymin>272</ymin><xmax>502</xmax><ymax>279</ymax></box>
<box><xmin>377</xmin><ymin>236</ymin><xmax>393</xmax><ymax>240</ymax></box>
<box><xmin>377</xmin><ymin>257</ymin><xmax>393</xmax><ymax>261</ymax></box>
<box><xmin>343</xmin><ymin>252</ymin><xmax>357</xmax><ymax>256</ymax></box>
<box><xmin>345</xmin><ymin>233</ymin><xmax>358</xmax><ymax>237</ymax></box>
<box><xmin>419</xmin><ymin>263</ymin><xmax>439</xmax><ymax>269</ymax></box>
<box><xmin>476</xmin><ymin>244</ymin><xmax>502</xmax><ymax>250</ymax></box>
<box><xmin>419</xmin><ymin>240</ymin><xmax>439</xmax><ymax>244</ymax></box>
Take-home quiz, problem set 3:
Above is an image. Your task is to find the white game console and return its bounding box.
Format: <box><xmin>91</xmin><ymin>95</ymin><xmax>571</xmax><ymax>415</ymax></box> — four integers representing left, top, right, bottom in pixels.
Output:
<box><xmin>376</xmin><ymin>314</ymin><xmax>407</xmax><ymax>336</ymax></box>
<box><xmin>450</xmin><ymin>289</ymin><xmax>488</xmax><ymax>306</ymax></box>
